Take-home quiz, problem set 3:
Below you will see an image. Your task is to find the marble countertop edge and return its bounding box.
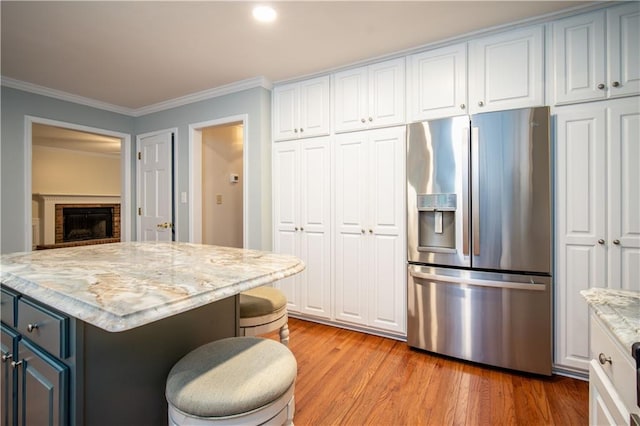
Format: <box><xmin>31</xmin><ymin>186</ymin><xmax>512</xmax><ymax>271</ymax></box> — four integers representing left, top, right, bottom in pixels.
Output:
<box><xmin>581</xmin><ymin>287</ymin><xmax>640</xmax><ymax>354</ymax></box>
<box><xmin>1</xmin><ymin>261</ymin><xmax>305</xmax><ymax>333</ymax></box>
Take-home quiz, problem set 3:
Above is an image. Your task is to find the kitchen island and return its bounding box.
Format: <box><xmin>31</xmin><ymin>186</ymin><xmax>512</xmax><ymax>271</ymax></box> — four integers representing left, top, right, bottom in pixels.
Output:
<box><xmin>0</xmin><ymin>242</ymin><xmax>304</xmax><ymax>426</ymax></box>
<box><xmin>581</xmin><ymin>288</ymin><xmax>640</xmax><ymax>425</ymax></box>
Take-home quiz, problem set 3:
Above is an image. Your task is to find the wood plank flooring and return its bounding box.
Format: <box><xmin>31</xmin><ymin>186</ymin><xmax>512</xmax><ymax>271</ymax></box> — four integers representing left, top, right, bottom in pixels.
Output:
<box><xmin>266</xmin><ymin>318</ymin><xmax>588</xmax><ymax>425</ymax></box>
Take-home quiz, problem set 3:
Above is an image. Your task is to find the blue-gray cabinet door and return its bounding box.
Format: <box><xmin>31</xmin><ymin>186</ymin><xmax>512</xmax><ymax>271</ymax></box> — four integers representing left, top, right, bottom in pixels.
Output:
<box><xmin>16</xmin><ymin>339</ymin><xmax>68</xmax><ymax>426</ymax></box>
<box><xmin>1</xmin><ymin>325</ymin><xmax>19</xmax><ymax>426</ymax></box>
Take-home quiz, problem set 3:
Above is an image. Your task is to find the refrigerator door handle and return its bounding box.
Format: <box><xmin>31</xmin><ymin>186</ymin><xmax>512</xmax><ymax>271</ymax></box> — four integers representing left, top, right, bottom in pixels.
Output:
<box><xmin>409</xmin><ymin>269</ymin><xmax>547</xmax><ymax>291</ymax></box>
<box><xmin>471</xmin><ymin>126</ymin><xmax>480</xmax><ymax>256</ymax></box>
<box><xmin>462</xmin><ymin>127</ymin><xmax>470</xmax><ymax>256</ymax></box>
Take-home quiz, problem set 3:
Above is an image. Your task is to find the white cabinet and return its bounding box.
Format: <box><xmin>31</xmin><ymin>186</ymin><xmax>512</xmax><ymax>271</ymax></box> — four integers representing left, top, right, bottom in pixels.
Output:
<box><xmin>469</xmin><ymin>25</ymin><xmax>545</xmax><ymax>113</ymax></box>
<box><xmin>553</xmin><ymin>3</ymin><xmax>640</xmax><ymax>104</ymax></box>
<box><xmin>555</xmin><ymin>97</ymin><xmax>640</xmax><ymax>372</ymax></box>
<box><xmin>588</xmin><ymin>314</ymin><xmax>639</xmax><ymax>425</ymax></box>
<box><xmin>333</xmin><ymin>58</ymin><xmax>405</xmax><ymax>133</ymax></box>
<box><xmin>334</xmin><ymin>127</ymin><xmax>406</xmax><ymax>334</ymax></box>
<box><xmin>272</xmin><ymin>138</ymin><xmax>332</xmax><ymax>319</ymax></box>
<box><xmin>272</xmin><ymin>76</ymin><xmax>330</xmax><ymax>141</ymax></box>
<box><xmin>407</xmin><ymin>43</ymin><xmax>467</xmax><ymax>121</ymax></box>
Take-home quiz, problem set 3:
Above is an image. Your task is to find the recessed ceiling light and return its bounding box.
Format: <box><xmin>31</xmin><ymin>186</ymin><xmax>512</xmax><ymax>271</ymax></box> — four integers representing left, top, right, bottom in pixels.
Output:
<box><xmin>252</xmin><ymin>5</ymin><xmax>277</xmax><ymax>23</ymax></box>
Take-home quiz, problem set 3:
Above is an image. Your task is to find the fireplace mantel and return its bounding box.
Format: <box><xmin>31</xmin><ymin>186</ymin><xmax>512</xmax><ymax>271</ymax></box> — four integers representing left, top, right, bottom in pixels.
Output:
<box><xmin>34</xmin><ymin>194</ymin><xmax>121</xmax><ymax>246</ymax></box>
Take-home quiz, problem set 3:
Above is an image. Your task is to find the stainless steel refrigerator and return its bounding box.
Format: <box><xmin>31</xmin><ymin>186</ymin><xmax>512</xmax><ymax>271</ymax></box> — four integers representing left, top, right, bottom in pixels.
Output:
<box><xmin>406</xmin><ymin>107</ymin><xmax>552</xmax><ymax>375</ymax></box>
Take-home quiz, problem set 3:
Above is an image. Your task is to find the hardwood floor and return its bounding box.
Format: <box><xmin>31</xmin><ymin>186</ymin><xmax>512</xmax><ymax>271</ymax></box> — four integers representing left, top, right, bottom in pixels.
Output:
<box><xmin>266</xmin><ymin>318</ymin><xmax>589</xmax><ymax>425</ymax></box>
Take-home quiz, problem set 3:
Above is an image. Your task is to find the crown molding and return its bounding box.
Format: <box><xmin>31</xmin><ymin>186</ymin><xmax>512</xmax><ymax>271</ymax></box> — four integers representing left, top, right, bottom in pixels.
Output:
<box><xmin>1</xmin><ymin>77</ymin><xmax>136</xmax><ymax>116</ymax></box>
<box><xmin>131</xmin><ymin>76</ymin><xmax>272</xmax><ymax>117</ymax></box>
<box><xmin>1</xmin><ymin>76</ymin><xmax>273</xmax><ymax>117</ymax></box>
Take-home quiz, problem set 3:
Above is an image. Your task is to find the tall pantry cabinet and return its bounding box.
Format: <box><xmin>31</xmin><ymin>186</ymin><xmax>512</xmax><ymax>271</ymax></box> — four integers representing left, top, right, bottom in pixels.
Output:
<box><xmin>272</xmin><ymin>138</ymin><xmax>332</xmax><ymax>319</ymax></box>
<box><xmin>333</xmin><ymin>127</ymin><xmax>406</xmax><ymax>334</ymax></box>
<box><xmin>555</xmin><ymin>96</ymin><xmax>639</xmax><ymax>372</ymax></box>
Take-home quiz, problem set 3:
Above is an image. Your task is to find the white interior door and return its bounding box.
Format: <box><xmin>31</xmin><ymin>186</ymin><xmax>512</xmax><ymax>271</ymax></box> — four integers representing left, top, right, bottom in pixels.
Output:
<box><xmin>137</xmin><ymin>131</ymin><xmax>174</xmax><ymax>241</ymax></box>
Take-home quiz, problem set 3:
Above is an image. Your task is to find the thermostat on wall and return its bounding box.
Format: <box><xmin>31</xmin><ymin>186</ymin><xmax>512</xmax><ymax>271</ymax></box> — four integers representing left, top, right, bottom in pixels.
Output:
<box><xmin>229</xmin><ymin>174</ymin><xmax>239</xmax><ymax>183</ymax></box>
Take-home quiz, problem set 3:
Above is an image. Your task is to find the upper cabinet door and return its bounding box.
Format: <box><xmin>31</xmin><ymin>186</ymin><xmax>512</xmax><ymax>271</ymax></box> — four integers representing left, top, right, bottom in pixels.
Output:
<box><xmin>273</xmin><ymin>84</ymin><xmax>300</xmax><ymax>141</ymax></box>
<box><xmin>607</xmin><ymin>2</ymin><xmax>640</xmax><ymax>98</ymax></box>
<box><xmin>553</xmin><ymin>10</ymin><xmax>607</xmax><ymax>104</ymax></box>
<box><xmin>273</xmin><ymin>76</ymin><xmax>330</xmax><ymax>141</ymax></box>
<box><xmin>298</xmin><ymin>76</ymin><xmax>331</xmax><ymax>138</ymax></box>
<box><xmin>367</xmin><ymin>57</ymin><xmax>405</xmax><ymax>128</ymax></box>
<box><xmin>469</xmin><ymin>25</ymin><xmax>545</xmax><ymax>114</ymax></box>
<box><xmin>334</xmin><ymin>58</ymin><xmax>405</xmax><ymax>133</ymax></box>
<box><xmin>408</xmin><ymin>43</ymin><xmax>467</xmax><ymax>121</ymax></box>
<box><xmin>333</xmin><ymin>67</ymin><xmax>369</xmax><ymax>133</ymax></box>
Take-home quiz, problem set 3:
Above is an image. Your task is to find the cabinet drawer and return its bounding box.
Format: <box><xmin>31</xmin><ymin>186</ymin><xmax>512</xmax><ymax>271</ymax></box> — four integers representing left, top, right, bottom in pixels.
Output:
<box><xmin>17</xmin><ymin>298</ymin><xmax>69</xmax><ymax>359</ymax></box>
<box><xmin>1</xmin><ymin>287</ymin><xmax>18</xmax><ymax>326</ymax></box>
<box><xmin>589</xmin><ymin>314</ymin><xmax>637</xmax><ymax>413</ymax></box>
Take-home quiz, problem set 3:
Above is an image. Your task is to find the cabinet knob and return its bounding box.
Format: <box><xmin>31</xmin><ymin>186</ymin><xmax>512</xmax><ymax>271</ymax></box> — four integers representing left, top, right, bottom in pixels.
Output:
<box><xmin>299</xmin><ymin>128</ymin><xmax>304</xmax><ymax>133</ymax></box>
<box><xmin>612</xmin><ymin>81</ymin><xmax>620</xmax><ymax>88</ymax></box>
<box><xmin>27</xmin><ymin>323</ymin><xmax>39</xmax><ymax>333</ymax></box>
<box><xmin>598</xmin><ymin>239</ymin><xmax>605</xmax><ymax>245</ymax></box>
<box><xmin>613</xmin><ymin>239</ymin><xmax>620</xmax><ymax>245</ymax></box>
<box><xmin>368</xmin><ymin>117</ymin><xmax>373</xmax><ymax>122</ymax></box>
<box><xmin>478</xmin><ymin>101</ymin><xmax>484</xmax><ymax>107</ymax></box>
<box><xmin>598</xmin><ymin>353</ymin><xmax>612</xmax><ymax>365</ymax></box>
<box><xmin>300</xmin><ymin>227</ymin><xmax>304</xmax><ymax>231</ymax></box>
<box><xmin>361</xmin><ymin>118</ymin><xmax>366</xmax><ymax>123</ymax></box>
<box><xmin>369</xmin><ymin>229</ymin><xmax>373</xmax><ymax>234</ymax></box>
<box><xmin>294</xmin><ymin>128</ymin><xmax>298</xmax><ymax>133</ymax></box>
<box><xmin>1</xmin><ymin>353</ymin><xmax>12</xmax><ymax>363</ymax></box>
<box><xmin>361</xmin><ymin>229</ymin><xmax>365</xmax><ymax>234</ymax></box>
<box><xmin>597</xmin><ymin>83</ymin><xmax>605</xmax><ymax>90</ymax></box>
<box><xmin>460</xmin><ymin>104</ymin><xmax>466</xmax><ymax>110</ymax></box>
<box><xmin>294</xmin><ymin>227</ymin><xmax>299</xmax><ymax>231</ymax></box>
<box><xmin>10</xmin><ymin>360</ymin><xmax>22</xmax><ymax>369</ymax></box>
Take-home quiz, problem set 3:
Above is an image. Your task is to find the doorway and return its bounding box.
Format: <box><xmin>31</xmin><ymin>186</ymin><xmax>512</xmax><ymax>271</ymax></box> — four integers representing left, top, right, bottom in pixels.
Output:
<box><xmin>189</xmin><ymin>115</ymin><xmax>247</xmax><ymax>248</ymax></box>
<box><xmin>27</xmin><ymin>117</ymin><xmax>131</xmax><ymax>250</ymax></box>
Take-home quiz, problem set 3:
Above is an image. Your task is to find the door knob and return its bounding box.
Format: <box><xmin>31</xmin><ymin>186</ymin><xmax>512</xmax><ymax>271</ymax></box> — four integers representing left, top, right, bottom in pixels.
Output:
<box><xmin>361</xmin><ymin>118</ymin><xmax>366</xmax><ymax>123</ymax></box>
<box><xmin>613</xmin><ymin>239</ymin><xmax>620</xmax><ymax>245</ymax></box>
<box><xmin>612</xmin><ymin>81</ymin><xmax>620</xmax><ymax>88</ymax></box>
<box><xmin>478</xmin><ymin>101</ymin><xmax>484</xmax><ymax>107</ymax></box>
<box><xmin>460</xmin><ymin>104</ymin><xmax>466</xmax><ymax>110</ymax></box>
<box><xmin>598</xmin><ymin>239</ymin><xmax>605</xmax><ymax>245</ymax></box>
<box><xmin>368</xmin><ymin>117</ymin><xmax>373</xmax><ymax>122</ymax></box>
<box><xmin>597</xmin><ymin>83</ymin><xmax>605</xmax><ymax>90</ymax></box>
<box><xmin>300</xmin><ymin>128</ymin><xmax>304</xmax><ymax>133</ymax></box>
<box><xmin>300</xmin><ymin>227</ymin><xmax>304</xmax><ymax>231</ymax></box>
<box><xmin>369</xmin><ymin>229</ymin><xmax>373</xmax><ymax>234</ymax></box>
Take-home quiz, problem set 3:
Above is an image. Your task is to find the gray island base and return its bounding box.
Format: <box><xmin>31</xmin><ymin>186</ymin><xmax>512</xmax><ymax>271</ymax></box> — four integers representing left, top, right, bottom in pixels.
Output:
<box><xmin>0</xmin><ymin>242</ymin><xmax>304</xmax><ymax>426</ymax></box>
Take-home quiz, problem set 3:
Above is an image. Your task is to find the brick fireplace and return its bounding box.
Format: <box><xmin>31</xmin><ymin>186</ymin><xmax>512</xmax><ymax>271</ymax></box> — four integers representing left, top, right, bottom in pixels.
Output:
<box><xmin>34</xmin><ymin>194</ymin><xmax>121</xmax><ymax>249</ymax></box>
<box><xmin>55</xmin><ymin>203</ymin><xmax>120</xmax><ymax>244</ymax></box>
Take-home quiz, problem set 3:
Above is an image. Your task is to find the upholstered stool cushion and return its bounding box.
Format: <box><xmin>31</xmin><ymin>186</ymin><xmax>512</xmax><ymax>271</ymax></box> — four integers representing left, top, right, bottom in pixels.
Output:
<box><xmin>165</xmin><ymin>337</ymin><xmax>297</xmax><ymax>418</ymax></box>
<box><xmin>240</xmin><ymin>287</ymin><xmax>287</xmax><ymax>318</ymax></box>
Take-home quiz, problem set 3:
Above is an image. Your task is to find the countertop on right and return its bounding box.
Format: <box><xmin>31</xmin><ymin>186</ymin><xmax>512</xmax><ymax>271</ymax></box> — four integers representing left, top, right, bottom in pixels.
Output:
<box><xmin>581</xmin><ymin>287</ymin><xmax>640</xmax><ymax>354</ymax></box>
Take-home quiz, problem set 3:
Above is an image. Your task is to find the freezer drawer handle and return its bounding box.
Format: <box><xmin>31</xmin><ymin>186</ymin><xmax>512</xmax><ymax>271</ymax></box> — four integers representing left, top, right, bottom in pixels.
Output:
<box><xmin>409</xmin><ymin>269</ymin><xmax>547</xmax><ymax>291</ymax></box>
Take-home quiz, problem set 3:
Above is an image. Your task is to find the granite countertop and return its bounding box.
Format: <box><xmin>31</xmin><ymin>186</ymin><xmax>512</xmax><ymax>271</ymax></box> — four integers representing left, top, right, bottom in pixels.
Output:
<box><xmin>0</xmin><ymin>242</ymin><xmax>304</xmax><ymax>332</ymax></box>
<box><xmin>581</xmin><ymin>288</ymin><xmax>640</xmax><ymax>353</ymax></box>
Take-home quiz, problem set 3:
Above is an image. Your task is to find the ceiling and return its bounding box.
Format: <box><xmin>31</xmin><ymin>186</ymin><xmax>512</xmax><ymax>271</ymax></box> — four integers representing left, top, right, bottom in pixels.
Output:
<box><xmin>1</xmin><ymin>1</ymin><xmax>594</xmax><ymax>113</ymax></box>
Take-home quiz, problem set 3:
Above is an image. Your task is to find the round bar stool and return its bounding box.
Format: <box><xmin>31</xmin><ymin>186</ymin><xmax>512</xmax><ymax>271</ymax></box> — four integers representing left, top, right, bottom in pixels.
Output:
<box><xmin>166</xmin><ymin>337</ymin><xmax>297</xmax><ymax>426</ymax></box>
<box><xmin>239</xmin><ymin>286</ymin><xmax>289</xmax><ymax>346</ymax></box>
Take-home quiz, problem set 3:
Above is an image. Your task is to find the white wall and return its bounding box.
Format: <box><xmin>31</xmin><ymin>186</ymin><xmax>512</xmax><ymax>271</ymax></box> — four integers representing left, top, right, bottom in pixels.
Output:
<box><xmin>32</xmin><ymin>146</ymin><xmax>121</xmax><ymax>196</ymax></box>
<box><xmin>201</xmin><ymin>124</ymin><xmax>243</xmax><ymax>248</ymax></box>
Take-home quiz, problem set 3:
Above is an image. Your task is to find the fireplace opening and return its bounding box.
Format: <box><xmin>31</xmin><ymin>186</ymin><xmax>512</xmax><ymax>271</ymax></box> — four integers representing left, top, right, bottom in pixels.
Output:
<box><xmin>63</xmin><ymin>207</ymin><xmax>114</xmax><ymax>242</ymax></box>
